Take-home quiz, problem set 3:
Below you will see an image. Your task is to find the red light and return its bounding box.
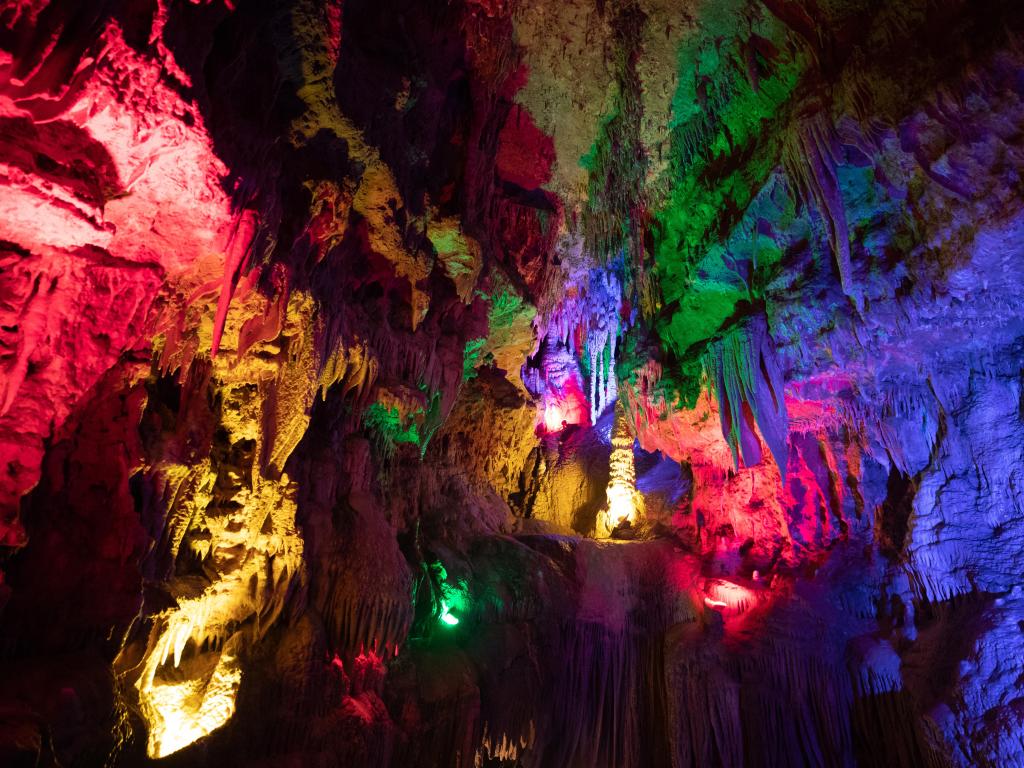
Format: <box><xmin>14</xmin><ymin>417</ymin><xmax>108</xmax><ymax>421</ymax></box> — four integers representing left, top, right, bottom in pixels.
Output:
<box><xmin>543</xmin><ymin>403</ymin><xmax>568</xmax><ymax>432</ymax></box>
<box><xmin>702</xmin><ymin>578</ymin><xmax>762</xmax><ymax>617</ymax></box>
<box><xmin>537</xmin><ymin>377</ymin><xmax>589</xmax><ymax>434</ymax></box>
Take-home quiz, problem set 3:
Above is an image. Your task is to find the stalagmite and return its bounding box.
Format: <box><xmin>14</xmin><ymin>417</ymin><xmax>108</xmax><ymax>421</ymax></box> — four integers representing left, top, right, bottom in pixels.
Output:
<box><xmin>597</xmin><ymin>398</ymin><xmax>644</xmax><ymax>537</ymax></box>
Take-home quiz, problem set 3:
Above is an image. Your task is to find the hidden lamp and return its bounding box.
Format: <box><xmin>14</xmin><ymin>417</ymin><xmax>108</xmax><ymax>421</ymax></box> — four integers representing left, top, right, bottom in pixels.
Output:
<box><xmin>439</xmin><ymin>601</ymin><xmax>459</xmax><ymax>627</ymax></box>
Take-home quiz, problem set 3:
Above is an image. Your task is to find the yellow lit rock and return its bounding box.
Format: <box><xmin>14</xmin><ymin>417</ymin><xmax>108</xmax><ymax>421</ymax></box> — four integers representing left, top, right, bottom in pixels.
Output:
<box><xmin>427</xmin><ymin>216</ymin><xmax>483</xmax><ymax>304</ymax></box>
<box><xmin>121</xmin><ymin>278</ymin><xmax>357</xmax><ymax>758</ymax></box>
<box><xmin>597</xmin><ymin>398</ymin><xmax>644</xmax><ymax>537</ymax></box>
<box><xmin>289</xmin><ymin>0</ymin><xmax>434</xmax><ymax>330</ymax></box>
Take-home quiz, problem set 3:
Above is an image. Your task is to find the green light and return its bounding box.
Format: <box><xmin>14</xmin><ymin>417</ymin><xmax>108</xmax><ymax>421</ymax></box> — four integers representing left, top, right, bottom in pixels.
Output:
<box><xmin>439</xmin><ymin>601</ymin><xmax>459</xmax><ymax>627</ymax></box>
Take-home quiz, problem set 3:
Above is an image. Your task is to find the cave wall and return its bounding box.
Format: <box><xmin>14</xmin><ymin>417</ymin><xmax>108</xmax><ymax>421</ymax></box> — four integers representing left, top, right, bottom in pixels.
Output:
<box><xmin>1</xmin><ymin>0</ymin><xmax>1024</xmax><ymax>766</ymax></box>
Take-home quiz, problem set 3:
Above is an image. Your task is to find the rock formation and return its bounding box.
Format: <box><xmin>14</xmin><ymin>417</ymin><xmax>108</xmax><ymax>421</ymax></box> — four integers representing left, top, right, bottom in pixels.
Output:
<box><xmin>1</xmin><ymin>0</ymin><xmax>1024</xmax><ymax>765</ymax></box>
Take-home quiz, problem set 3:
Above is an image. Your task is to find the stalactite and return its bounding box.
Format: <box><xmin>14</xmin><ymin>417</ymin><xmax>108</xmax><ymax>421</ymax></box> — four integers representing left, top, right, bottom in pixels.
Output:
<box><xmin>783</xmin><ymin>114</ymin><xmax>861</xmax><ymax>311</ymax></box>
<box><xmin>702</xmin><ymin>314</ymin><xmax>789</xmax><ymax>478</ymax></box>
<box><xmin>211</xmin><ymin>211</ymin><xmax>258</xmax><ymax>357</ymax></box>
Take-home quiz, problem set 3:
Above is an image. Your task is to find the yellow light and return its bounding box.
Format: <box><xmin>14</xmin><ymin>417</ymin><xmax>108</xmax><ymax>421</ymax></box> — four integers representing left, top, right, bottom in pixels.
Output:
<box><xmin>141</xmin><ymin>649</ymin><xmax>242</xmax><ymax>759</ymax></box>
<box><xmin>597</xmin><ymin>398</ymin><xmax>643</xmax><ymax>537</ymax></box>
<box><xmin>124</xmin><ymin>280</ymin><xmax>318</xmax><ymax>758</ymax></box>
<box><xmin>606</xmin><ymin>486</ymin><xmax>636</xmax><ymax>527</ymax></box>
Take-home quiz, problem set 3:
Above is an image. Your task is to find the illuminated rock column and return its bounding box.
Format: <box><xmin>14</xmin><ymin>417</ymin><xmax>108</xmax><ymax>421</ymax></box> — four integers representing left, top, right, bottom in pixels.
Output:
<box><xmin>598</xmin><ymin>397</ymin><xmax>643</xmax><ymax>537</ymax></box>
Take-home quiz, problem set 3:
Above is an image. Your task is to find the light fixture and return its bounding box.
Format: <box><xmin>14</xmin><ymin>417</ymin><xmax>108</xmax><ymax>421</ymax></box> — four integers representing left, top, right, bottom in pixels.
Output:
<box><xmin>439</xmin><ymin>601</ymin><xmax>459</xmax><ymax>626</ymax></box>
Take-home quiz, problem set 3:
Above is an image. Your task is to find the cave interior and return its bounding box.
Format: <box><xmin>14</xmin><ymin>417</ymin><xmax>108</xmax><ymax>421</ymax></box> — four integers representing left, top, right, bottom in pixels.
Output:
<box><xmin>2</xmin><ymin>0</ymin><xmax>1024</xmax><ymax>766</ymax></box>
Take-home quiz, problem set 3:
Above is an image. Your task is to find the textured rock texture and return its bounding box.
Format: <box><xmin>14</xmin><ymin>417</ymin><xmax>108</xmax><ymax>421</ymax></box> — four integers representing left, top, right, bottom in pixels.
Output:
<box><xmin>1</xmin><ymin>0</ymin><xmax>1023</xmax><ymax>766</ymax></box>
